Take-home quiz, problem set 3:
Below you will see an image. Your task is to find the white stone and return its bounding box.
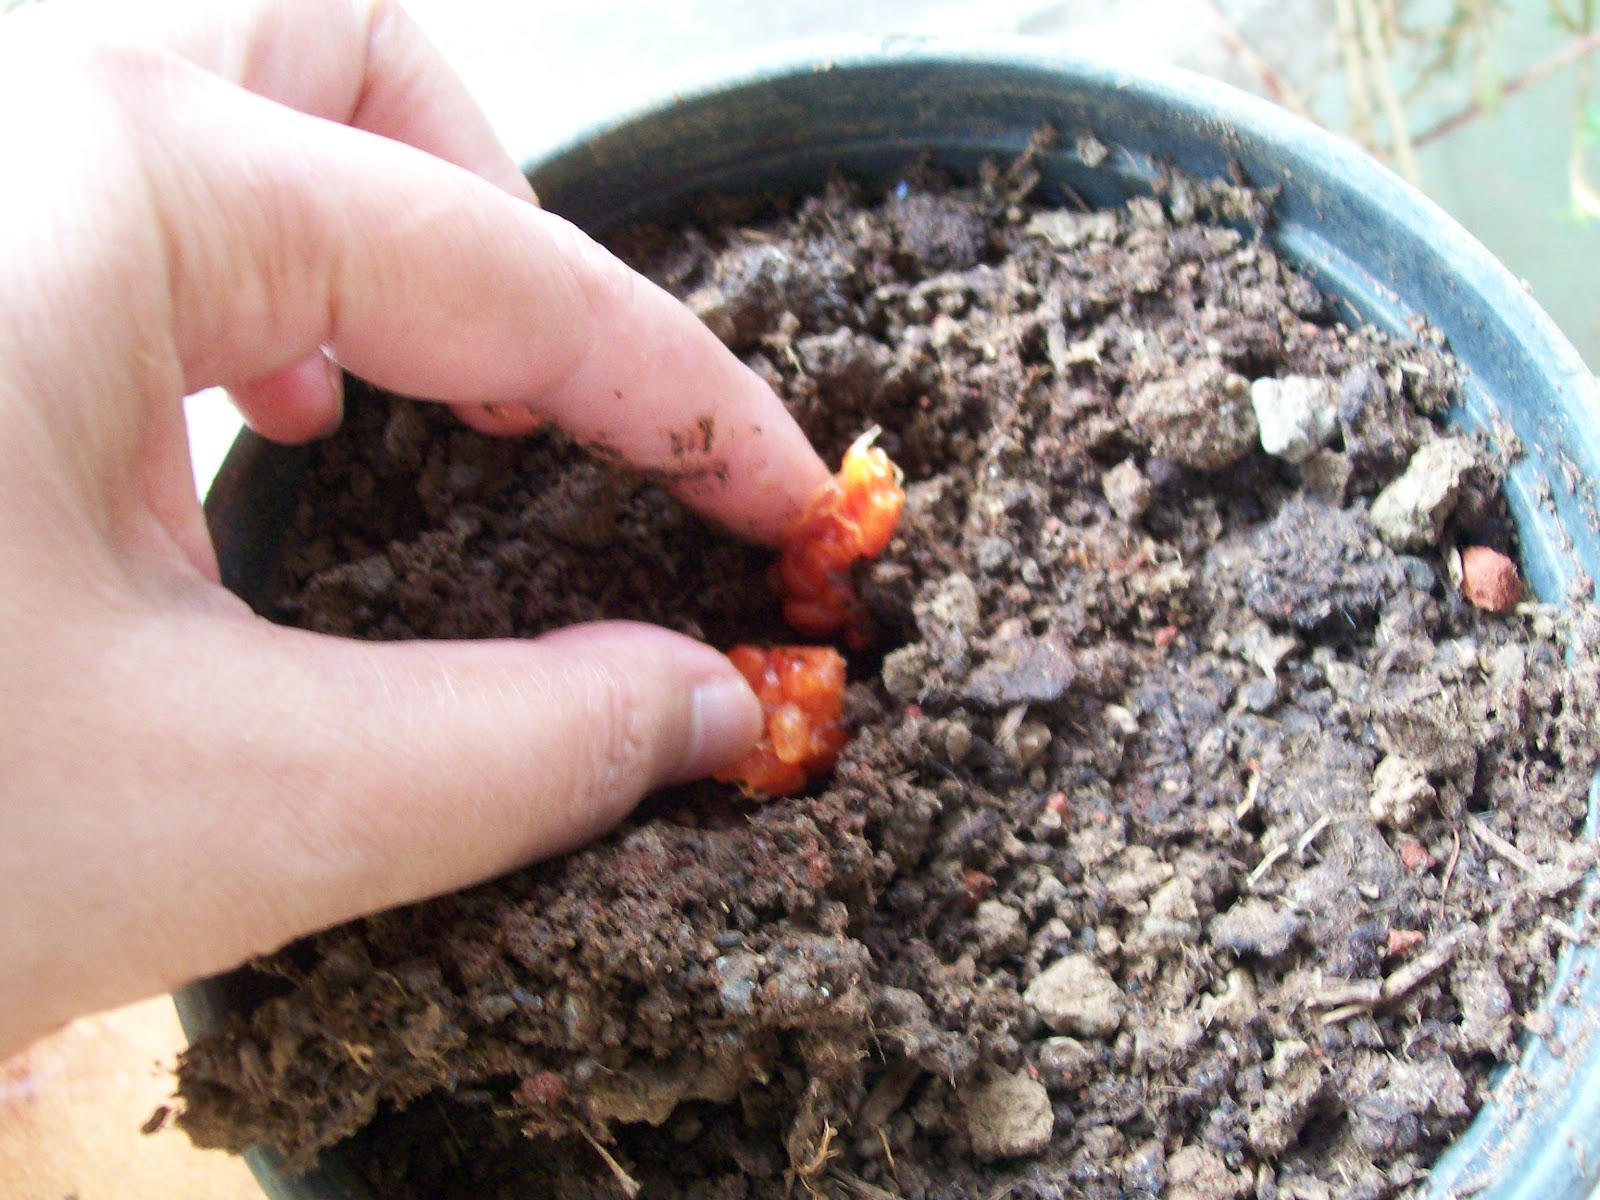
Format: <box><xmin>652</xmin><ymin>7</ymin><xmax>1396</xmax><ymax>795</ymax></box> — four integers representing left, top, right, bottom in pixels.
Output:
<box><xmin>973</xmin><ymin>900</ymin><xmax>1027</xmax><ymax>960</ymax></box>
<box><xmin>1102</xmin><ymin>459</ymin><xmax>1152</xmax><ymax>522</ymax></box>
<box><xmin>1369</xmin><ymin>754</ymin><xmax>1436</xmax><ymax>829</ymax></box>
<box><xmin>1251</xmin><ymin>375</ymin><xmax>1338</xmax><ymax>463</ymax></box>
<box><xmin>1369</xmin><ymin>438</ymin><xmax>1478</xmax><ymax>550</ymax></box>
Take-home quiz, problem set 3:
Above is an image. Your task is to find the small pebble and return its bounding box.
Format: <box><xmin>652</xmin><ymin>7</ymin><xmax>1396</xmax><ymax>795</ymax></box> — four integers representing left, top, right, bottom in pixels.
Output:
<box><xmin>962</xmin><ymin>1071</ymin><xmax>1054</xmax><ymax>1161</ymax></box>
<box><xmin>1250</xmin><ymin>375</ymin><xmax>1337</xmax><ymax>463</ymax></box>
<box><xmin>1239</xmin><ymin>678</ymin><xmax>1278</xmax><ymax>713</ymax></box>
<box><xmin>973</xmin><ymin>900</ymin><xmax>1028</xmax><ymax>960</ymax></box>
<box><xmin>1386</xmin><ymin>928</ymin><xmax>1425</xmax><ymax>957</ymax></box>
<box><xmin>1210</xmin><ymin>898</ymin><xmax>1302</xmax><ymax>957</ymax></box>
<box><xmin>941</xmin><ymin>720</ymin><xmax>973</xmax><ymax>764</ymax></box>
<box><xmin>1369</xmin><ymin>755</ymin><xmax>1436</xmax><ymax>830</ymax></box>
<box><xmin>1166</xmin><ymin>1144</ymin><xmax>1250</xmax><ymax>1200</ymax></box>
<box><xmin>1459</xmin><ymin>545</ymin><xmax>1522</xmax><ymax>612</ymax></box>
<box><xmin>1036</xmin><ymin>1036</ymin><xmax>1097</xmax><ymax>1085</ymax></box>
<box><xmin>1102</xmin><ymin>459</ymin><xmax>1152</xmax><ymax>522</ymax></box>
<box><xmin>1398</xmin><ymin>839</ymin><xmax>1435</xmax><ymax>871</ymax></box>
<box><xmin>1024</xmin><ymin>953</ymin><xmax>1126</xmax><ymax>1037</ymax></box>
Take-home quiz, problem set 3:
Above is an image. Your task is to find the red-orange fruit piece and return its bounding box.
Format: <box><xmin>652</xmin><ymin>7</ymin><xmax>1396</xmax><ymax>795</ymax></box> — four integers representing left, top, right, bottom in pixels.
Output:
<box><xmin>714</xmin><ymin>645</ymin><xmax>850</xmax><ymax>798</ymax></box>
<box><xmin>774</xmin><ymin>429</ymin><xmax>906</xmax><ymax>648</ymax></box>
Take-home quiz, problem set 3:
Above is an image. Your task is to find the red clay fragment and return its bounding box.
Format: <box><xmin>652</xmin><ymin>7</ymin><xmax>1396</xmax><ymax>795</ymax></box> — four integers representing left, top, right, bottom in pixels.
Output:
<box><xmin>1459</xmin><ymin>545</ymin><xmax>1522</xmax><ymax>613</ymax></box>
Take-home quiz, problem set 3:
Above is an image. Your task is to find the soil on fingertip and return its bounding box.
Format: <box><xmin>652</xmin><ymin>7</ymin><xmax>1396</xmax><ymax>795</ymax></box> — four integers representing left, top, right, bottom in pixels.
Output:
<box><xmin>174</xmin><ymin>156</ymin><xmax>1600</xmax><ymax>1200</ymax></box>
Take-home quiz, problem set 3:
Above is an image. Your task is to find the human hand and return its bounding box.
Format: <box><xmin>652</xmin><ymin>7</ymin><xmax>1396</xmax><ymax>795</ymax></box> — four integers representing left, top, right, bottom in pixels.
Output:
<box><xmin>0</xmin><ymin>0</ymin><xmax>830</xmax><ymax>1057</ymax></box>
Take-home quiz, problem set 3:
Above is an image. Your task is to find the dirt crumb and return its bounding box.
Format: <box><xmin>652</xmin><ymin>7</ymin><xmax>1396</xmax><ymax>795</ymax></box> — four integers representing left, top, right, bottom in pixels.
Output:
<box><xmin>1125</xmin><ymin>359</ymin><xmax>1258</xmax><ymax>470</ymax></box>
<box><xmin>1024</xmin><ymin>953</ymin><xmax>1127</xmax><ymax>1038</ymax></box>
<box><xmin>961</xmin><ymin>1070</ymin><xmax>1054</xmax><ymax>1160</ymax></box>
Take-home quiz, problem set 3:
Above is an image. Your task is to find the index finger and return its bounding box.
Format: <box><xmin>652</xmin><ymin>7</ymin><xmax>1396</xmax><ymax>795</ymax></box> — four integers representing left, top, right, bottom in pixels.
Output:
<box><xmin>16</xmin><ymin>0</ymin><xmax>831</xmax><ymax>542</ymax></box>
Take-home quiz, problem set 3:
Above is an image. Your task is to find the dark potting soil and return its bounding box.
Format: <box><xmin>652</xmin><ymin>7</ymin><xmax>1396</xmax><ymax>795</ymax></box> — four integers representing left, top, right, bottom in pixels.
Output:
<box><xmin>174</xmin><ymin>157</ymin><xmax>1600</xmax><ymax>1200</ymax></box>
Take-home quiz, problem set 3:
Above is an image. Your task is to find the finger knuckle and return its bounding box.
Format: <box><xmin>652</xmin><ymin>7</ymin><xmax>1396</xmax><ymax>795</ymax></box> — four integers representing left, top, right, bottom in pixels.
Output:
<box><xmin>569</xmin><ymin>230</ymin><xmax>644</xmax><ymax>328</ymax></box>
<box><xmin>574</xmin><ymin>665</ymin><xmax>660</xmax><ymax>804</ymax></box>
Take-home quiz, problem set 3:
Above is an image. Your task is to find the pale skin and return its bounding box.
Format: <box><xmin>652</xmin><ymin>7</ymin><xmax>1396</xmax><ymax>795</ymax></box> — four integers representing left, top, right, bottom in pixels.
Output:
<box><xmin>0</xmin><ymin>0</ymin><xmax>832</xmax><ymax>1058</ymax></box>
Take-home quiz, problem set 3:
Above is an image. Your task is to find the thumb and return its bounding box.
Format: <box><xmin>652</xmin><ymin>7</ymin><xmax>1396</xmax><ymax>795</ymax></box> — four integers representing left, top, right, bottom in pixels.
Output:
<box><xmin>229</xmin><ymin>620</ymin><xmax>764</xmax><ymax>887</ymax></box>
<box><xmin>8</xmin><ymin>615</ymin><xmax>761</xmax><ymax>1047</ymax></box>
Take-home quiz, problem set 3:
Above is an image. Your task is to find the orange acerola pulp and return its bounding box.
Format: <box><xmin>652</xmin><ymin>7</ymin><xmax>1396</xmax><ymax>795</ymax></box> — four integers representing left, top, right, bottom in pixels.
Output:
<box><xmin>773</xmin><ymin>427</ymin><xmax>906</xmax><ymax>650</ymax></box>
<box><xmin>714</xmin><ymin>430</ymin><xmax>906</xmax><ymax>798</ymax></box>
<box><xmin>714</xmin><ymin>645</ymin><xmax>852</xmax><ymax>797</ymax></box>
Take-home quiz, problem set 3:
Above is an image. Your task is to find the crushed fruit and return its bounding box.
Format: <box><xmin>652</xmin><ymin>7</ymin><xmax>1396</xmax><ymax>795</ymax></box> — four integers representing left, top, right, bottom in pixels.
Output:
<box><xmin>715</xmin><ymin>431</ymin><xmax>905</xmax><ymax>798</ymax></box>
<box><xmin>714</xmin><ymin>644</ymin><xmax>851</xmax><ymax>798</ymax></box>
<box><xmin>774</xmin><ymin>428</ymin><xmax>906</xmax><ymax>650</ymax></box>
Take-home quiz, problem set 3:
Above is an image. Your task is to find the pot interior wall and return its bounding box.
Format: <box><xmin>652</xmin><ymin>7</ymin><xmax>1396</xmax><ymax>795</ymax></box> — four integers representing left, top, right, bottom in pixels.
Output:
<box><xmin>185</xmin><ymin>44</ymin><xmax>1600</xmax><ymax>1200</ymax></box>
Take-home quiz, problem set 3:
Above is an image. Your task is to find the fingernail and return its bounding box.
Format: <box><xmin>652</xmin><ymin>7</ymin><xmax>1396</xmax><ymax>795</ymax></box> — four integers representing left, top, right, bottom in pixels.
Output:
<box><xmin>682</xmin><ymin>675</ymin><xmax>763</xmax><ymax>779</ymax></box>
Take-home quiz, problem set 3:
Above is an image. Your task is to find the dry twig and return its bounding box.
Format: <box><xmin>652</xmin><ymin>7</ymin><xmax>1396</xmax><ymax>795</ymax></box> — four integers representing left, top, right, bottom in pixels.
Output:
<box><xmin>1381</xmin><ymin>926</ymin><xmax>1469</xmax><ymax>1002</ymax></box>
<box><xmin>1466</xmin><ymin>813</ymin><xmax>1543</xmax><ymax>875</ymax></box>
<box><xmin>1335</xmin><ymin>0</ymin><xmax>1377</xmax><ymax>147</ymax></box>
<box><xmin>580</xmin><ymin>1128</ymin><xmax>641</xmax><ymax>1200</ymax></box>
<box><xmin>1247</xmin><ymin>841</ymin><xmax>1290</xmax><ymax>887</ymax></box>
<box><xmin>1414</xmin><ymin>31</ymin><xmax>1600</xmax><ymax>147</ymax></box>
<box><xmin>1201</xmin><ymin>0</ymin><xmax>1317</xmax><ymax>121</ymax></box>
<box><xmin>1356</xmin><ymin>0</ymin><xmax>1424</xmax><ymax>183</ymax></box>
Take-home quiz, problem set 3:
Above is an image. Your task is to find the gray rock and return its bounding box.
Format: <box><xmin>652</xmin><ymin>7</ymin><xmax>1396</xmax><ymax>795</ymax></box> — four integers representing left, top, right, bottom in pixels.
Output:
<box><xmin>1026</xmin><ymin>209</ymin><xmax>1117</xmax><ymax>249</ymax></box>
<box><xmin>962</xmin><ymin>1070</ymin><xmax>1055</xmax><ymax>1161</ymax></box>
<box><xmin>973</xmin><ymin>900</ymin><xmax>1028</xmax><ymax>960</ymax></box>
<box><xmin>1210</xmin><ymin>898</ymin><xmax>1303</xmax><ymax>957</ymax></box>
<box><xmin>1036</xmin><ymin>1036</ymin><xmax>1097</xmax><ymax>1089</ymax></box>
<box><xmin>881</xmin><ymin>643</ymin><xmax>930</xmax><ymax>702</ymax></box>
<box><xmin>1136</xmin><ymin>876</ymin><xmax>1202</xmax><ymax>949</ymax></box>
<box><xmin>1101</xmin><ymin>458</ymin><xmax>1153</xmax><ymax>522</ymax></box>
<box><xmin>1166</xmin><ymin>1144</ymin><xmax>1251</xmax><ymax>1200</ymax></box>
<box><xmin>1122</xmin><ymin>1138</ymin><xmax>1169</xmax><ymax>1196</ymax></box>
<box><xmin>1368</xmin><ymin>754</ymin><xmax>1436</xmax><ymax>829</ymax></box>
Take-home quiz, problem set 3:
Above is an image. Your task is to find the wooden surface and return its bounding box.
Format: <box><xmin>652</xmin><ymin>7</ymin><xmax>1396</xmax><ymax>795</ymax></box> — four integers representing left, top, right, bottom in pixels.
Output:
<box><xmin>0</xmin><ymin>997</ymin><xmax>262</xmax><ymax>1200</ymax></box>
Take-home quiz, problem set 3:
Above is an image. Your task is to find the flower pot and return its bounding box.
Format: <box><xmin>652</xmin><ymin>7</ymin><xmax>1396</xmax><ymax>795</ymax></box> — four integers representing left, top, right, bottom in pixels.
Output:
<box><xmin>180</xmin><ymin>37</ymin><xmax>1600</xmax><ymax>1200</ymax></box>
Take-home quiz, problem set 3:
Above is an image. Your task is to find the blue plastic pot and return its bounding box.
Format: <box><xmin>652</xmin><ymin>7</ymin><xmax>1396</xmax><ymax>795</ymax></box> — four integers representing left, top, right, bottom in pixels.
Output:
<box><xmin>181</xmin><ymin>38</ymin><xmax>1600</xmax><ymax>1200</ymax></box>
